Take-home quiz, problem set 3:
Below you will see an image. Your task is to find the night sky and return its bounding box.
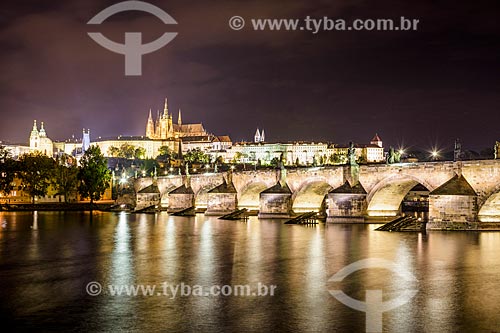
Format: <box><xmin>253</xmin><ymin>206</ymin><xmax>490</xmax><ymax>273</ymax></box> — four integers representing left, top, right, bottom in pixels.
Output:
<box><xmin>0</xmin><ymin>0</ymin><xmax>498</xmax><ymax>151</ymax></box>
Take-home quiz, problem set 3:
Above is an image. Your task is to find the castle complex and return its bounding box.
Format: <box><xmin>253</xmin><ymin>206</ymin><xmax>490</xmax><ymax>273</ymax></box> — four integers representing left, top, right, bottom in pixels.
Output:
<box><xmin>3</xmin><ymin>101</ymin><xmax>384</xmax><ymax>165</ymax></box>
<box><xmin>146</xmin><ymin>98</ymin><xmax>207</xmax><ymax>140</ymax></box>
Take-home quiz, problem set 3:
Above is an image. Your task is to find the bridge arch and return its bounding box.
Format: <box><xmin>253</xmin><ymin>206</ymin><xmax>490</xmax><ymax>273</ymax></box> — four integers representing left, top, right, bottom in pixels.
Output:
<box><xmin>367</xmin><ymin>175</ymin><xmax>435</xmax><ymax>217</ymax></box>
<box><xmin>478</xmin><ymin>184</ymin><xmax>500</xmax><ymax>222</ymax></box>
<box><xmin>238</xmin><ymin>182</ymin><xmax>268</xmax><ymax>210</ymax></box>
<box><xmin>195</xmin><ymin>184</ymin><xmax>217</xmax><ymax>209</ymax></box>
<box><xmin>292</xmin><ymin>180</ymin><xmax>333</xmax><ymax>213</ymax></box>
<box><xmin>160</xmin><ymin>184</ymin><xmax>179</xmax><ymax>208</ymax></box>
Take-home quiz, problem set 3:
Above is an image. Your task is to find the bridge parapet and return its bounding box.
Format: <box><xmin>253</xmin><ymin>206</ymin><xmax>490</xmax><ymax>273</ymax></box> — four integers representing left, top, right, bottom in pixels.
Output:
<box><xmin>131</xmin><ymin>160</ymin><xmax>500</xmax><ymax>225</ymax></box>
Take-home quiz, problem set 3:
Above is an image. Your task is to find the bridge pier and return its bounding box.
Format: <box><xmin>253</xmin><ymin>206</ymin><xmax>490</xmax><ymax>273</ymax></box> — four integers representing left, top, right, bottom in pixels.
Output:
<box><xmin>167</xmin><ymin>184</ymin><xmax>195</xmax><ymax>213</ymax></box>
<box><xmin>205</xmin><ymin>179</ymin><xmax>238</xmax><ymax>216</ymax></box>
<box><xmin>258</xmin><ymin>181</ymin><xmax>293</xmax><ymax>219</ymax></box>
<box><xmin>427</xmin><ymin>174</ymin><xmax>479</xmax><ymax>230</ymax></box>
<box><xmin>326</xmin><ymin>181</ymin><xmax>367</xmax><ymax>222</ymax></box>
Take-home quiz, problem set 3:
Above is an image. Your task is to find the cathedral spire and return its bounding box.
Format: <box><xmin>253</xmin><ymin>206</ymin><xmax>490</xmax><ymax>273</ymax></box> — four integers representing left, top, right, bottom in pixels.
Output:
<box><xmin>39</xmin><ymin>121</ymin><xmax>47</xmax><ymax>137</ymax></box>
<box><xmin>30</xmin><ymin>120</ymin><xmax>39</xmax><ymax>138</ymax></box>
<box><xmin>146</xmin><ymin>108</ymin><xmax>155</xmax><ymax>138</ymax></box>
<box><xmin>254</xmin><ymin>128</ymin><xmax>261</xmax><ymax>143</ymax></box>
<box><xmin>260</xmin><ymin>129</ymin><xmax>265</xmax><ymax>142</ymax></box>
<box><xmin>163</xmin><ymin>97</ymin><xmax>169</xmax><ymax>117</ymax></box>
<box><xmin>178</xmin><ymin>109</ymin><xmax>182</xmax><ymax>126</ymax></box>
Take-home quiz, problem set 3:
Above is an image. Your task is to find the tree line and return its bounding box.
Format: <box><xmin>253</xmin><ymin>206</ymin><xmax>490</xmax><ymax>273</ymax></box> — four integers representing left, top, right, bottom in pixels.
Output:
<box><xmin>0</xmin><ymin>145</ymin><xmax>111</xmax><ymax>205</ymax></box>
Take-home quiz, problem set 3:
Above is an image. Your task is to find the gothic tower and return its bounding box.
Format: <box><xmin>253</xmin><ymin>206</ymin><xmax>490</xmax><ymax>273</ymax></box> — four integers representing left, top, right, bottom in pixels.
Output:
<box><xmin>29</xmin><ymin>120</ymin><xmax>39</xmax><ymax>149</ymax></box>
<box><xmin>254</xmin><ymin>128</ymin><xmax>261</xmax><ymax>143</ymax></box>
<box><xmin>39</xmin><ymin>121</ymin><xmax>47</xmax><ymax>137</ymax></box>
<box><xmin>160</xmin><ymin>98</ymin><xmax>169</xmax><ymax>139</ymax></box>
<box><xmin>82</xmin><ymin>129</ymin><xmax>91</xmax><ymax>153</ymax></box>
<box><xmin>155</xmin><ymin>110</ymin><xmax>161</xmax><ymax>139</ymax></box>
<box><xmin>146</xmin><ymin>109</ymin><xmax>155</xmax><ymax>138</ymax></box>
<box><xmin>178</xmin><ymin>109</ymin><xmax>182</xmax><ymax>126</ymax></box>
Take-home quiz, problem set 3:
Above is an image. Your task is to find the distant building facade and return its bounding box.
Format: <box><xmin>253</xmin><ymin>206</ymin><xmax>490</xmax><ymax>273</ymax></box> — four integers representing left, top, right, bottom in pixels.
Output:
<box><xmin>221</xmin><ymin>134</ymin><xmax>384</xmax><ymax>165</ymax></box>
<box><xmin>332</xmin><ymin>135</ymin><xmax>384</xmax><ymax>164</ymax></box>
<box><xmin>29</xmin><ymin>120</ymin><xmax>53</xmax><ymax>157</ymax></box>
<box><xmin>224</xmin><ymin>141</ymin><xmax>330</xmax><ymax>165</ymax></box>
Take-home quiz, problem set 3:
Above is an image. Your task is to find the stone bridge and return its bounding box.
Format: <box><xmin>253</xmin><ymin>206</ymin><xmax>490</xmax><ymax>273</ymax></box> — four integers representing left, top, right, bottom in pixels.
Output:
<box><xmin>134</xmin><ymin>160</ymin><xmax>500</xmax><ymax>224</ymax></box>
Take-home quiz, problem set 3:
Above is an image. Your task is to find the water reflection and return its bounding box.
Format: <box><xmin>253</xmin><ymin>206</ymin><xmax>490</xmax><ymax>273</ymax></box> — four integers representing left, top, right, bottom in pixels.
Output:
<box><xmin>0</xmin><ymin>212</ymin><xmax>500</xmax><ymax>331</ymax></box>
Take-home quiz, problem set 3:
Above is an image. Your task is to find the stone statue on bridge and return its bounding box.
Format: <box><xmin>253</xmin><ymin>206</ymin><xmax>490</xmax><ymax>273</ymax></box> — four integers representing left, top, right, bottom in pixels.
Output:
<box><xmin>386</xmin><ymin>147</ymin><xmax>401</xmax><ymax>164</ymax></box>
<box><xmin>280</xmin><ymin>161</ymin><xmax>287</xmax><ymax>185</ymax></box>
<box><xmin>346</xmin><ymin>142</ymin><xmax>360</xmax><ymax>185</ymax></box>
<box><xmin>348</xmin><ymin>142</ymin><xmax>358</xmax><ymax>167</ymax></box>
<box><xmin>454</xmin><ymin>138</ymin><xmax>462</xmax><ymax>162</ymax></box>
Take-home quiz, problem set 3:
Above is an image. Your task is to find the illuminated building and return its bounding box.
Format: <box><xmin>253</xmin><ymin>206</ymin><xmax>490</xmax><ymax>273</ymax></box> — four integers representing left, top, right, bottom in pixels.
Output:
<box><xmin>29</xmin><ymin>120</ymin><xmax>54</xmax><ymax>157</ymax></box>
<box><xmin>221</xmin><ymin>134</ymin><xmax>385</xmax><ymax>165</ymax></box>
<box><xmin>146</xmin><ymin>98</ymin><xmax>208</xmax><ymax>140</ymax></box>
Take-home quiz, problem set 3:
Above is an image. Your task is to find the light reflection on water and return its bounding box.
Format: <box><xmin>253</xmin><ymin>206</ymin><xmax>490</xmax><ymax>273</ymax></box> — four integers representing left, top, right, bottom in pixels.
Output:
<box><xmin>0</xmin><ymin>211</ymin><xmax>499</xmax><ymax>331</ymax></box>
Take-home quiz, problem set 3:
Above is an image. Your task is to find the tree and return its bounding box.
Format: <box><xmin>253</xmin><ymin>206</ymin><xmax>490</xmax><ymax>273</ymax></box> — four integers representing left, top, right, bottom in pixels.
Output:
<box><xmin>119</xmin><ymin>144</ymin><xmax>136</xmax><ymax>159</ymax></box>
<box><xmin>157</xmin><ymin>146</ymin><xmax>177</xmax><ymax>165</ymax></box>
<box><xmin>232</xmin><ymin>152</ymin><xmax>243</xmax><ymax>164</ymax></box>
<box><xmin>158</xmin><ymin>146</ymin><xmax>171</xmax><ymax>157</ymax></box>
<box><xmin>329</xmin><ymin>153</ymin><xmax>346</xmax><ymax>165</ymax></box>
<box><xmin>78</xmin><ymin>146</ymin><xmax>111</xmax><ymax>207</ymax></box>
<box><xmin>0</xmin><ymin>146</ymin><xmax>17</xmax><ymax>196</ymax></box>
<box><xmin>18</xmin><ymin>152</ymin><xmax>56</xmax><ymax>204</ymax></box>
<box><xmin>270</xmin><ymin>157</ymin><xmax>280</xmax><ymax>167</ymax></box>
<box><xmin>53</xmin><ymin>154</ymin><xmax>79</xmax><ymax>203</ymax></box>
<box><xmin>108</xmin><ymin>146</ymin><xmax>120</xmax><ymax>157</ymax></box>
<box><xmin>214</xmin><ymin>156</ymin><xmax>224</xmax><ymax>165</ymax></box>
<box><xmin>184</xmin><ymin>148</ymin><xmax>209</xmax><ymax>164</ymax></box>
<box><xmin>357</xmin><ymin>155</ymin><xmax>367</xmax><ymax>164</ymax></box>
<box><xmin>138</xmin><ymin>159</ymin><xmax>160</xmax><ymax>177</ymax></box>
<box><xmin>134</xmin><ymin>147</ymin><xmax>146</xmax><ymax>159</ymax></box>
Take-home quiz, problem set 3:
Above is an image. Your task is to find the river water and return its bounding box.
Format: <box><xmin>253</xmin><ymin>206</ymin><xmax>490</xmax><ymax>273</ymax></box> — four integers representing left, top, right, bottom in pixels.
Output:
<box><xmin>0</xmin><ymin>211</ymin><xmax>499</xmax><ymax>332</ymax></box>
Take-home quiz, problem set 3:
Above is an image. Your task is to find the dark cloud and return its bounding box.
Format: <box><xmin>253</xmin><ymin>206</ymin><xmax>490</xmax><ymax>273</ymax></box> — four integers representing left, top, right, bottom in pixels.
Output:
<box><xmin>0</xmin><ymin>0</ymin><xmax>499</xmax><ymax>150</ymax></box>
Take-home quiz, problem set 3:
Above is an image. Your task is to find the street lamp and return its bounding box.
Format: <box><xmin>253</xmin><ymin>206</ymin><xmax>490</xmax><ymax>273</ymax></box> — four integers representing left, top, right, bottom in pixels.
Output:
<box><xmin>431</xmin><ymin>150</ymin><xmax>439</xmax><ymax>161</ymax></box>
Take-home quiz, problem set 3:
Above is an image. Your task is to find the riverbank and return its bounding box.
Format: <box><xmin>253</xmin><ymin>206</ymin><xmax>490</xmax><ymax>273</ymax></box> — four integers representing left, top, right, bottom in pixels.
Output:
<box><xmin>0</xmin><ymin>202</ymin><xmax>115</xmax><ymax>211</ymax></box>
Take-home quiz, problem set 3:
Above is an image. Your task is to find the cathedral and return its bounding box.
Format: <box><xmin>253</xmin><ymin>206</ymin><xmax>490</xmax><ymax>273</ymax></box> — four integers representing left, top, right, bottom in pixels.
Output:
<box><xmin>146</xmin><ymin>98</ymin><xmax>207</xmax><ymax>140</ymax></box>
<box><xmin>29</xmin><ymin>120</ymin><xmax>54</xmax><ymax>157</ymax></box>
